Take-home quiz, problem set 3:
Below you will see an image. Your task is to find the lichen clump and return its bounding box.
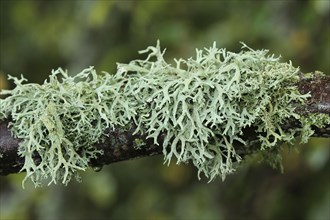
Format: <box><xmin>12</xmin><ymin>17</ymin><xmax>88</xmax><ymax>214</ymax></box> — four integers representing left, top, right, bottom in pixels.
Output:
<box><xmin>0</xmin><ymin>41</ymin><xmax>327</xmax><ymax>186</ymax></box>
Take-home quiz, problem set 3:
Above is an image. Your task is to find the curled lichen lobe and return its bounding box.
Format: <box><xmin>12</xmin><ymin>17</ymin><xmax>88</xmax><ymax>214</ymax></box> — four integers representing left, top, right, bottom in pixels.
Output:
<box><xmin>1</xmin><ymin>41</ymin><xmax>328</xmax><ymax>186</ymax></box>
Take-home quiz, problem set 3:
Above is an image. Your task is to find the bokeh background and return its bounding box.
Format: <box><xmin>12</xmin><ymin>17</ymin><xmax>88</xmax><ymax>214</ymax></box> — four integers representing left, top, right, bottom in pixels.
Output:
<box><xmin>0</xmin><ymin>1</ymin><xmax>329</xmax><ymax>220</ymax></box>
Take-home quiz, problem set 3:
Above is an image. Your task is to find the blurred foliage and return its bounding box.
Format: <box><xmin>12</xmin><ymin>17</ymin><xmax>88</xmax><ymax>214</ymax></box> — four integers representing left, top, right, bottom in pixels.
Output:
<box><xmin>0</xmin><ymin>0</ymin><xmax>329</xmax><ymax>220</ymax></box>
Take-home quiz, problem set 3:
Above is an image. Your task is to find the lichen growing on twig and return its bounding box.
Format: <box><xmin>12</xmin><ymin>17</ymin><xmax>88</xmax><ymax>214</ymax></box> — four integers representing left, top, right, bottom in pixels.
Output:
<box><xmin>1</xmin><ymin>41</ymin><xmax>329</xmax><ymax>187</ymax></box>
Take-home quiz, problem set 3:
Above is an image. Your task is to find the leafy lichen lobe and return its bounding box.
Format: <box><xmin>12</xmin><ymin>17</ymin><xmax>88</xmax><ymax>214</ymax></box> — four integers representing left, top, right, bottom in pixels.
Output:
<box><xmin>1</xmin><ymin>41</ymin><xmax>329</xmax><ymax>186</ymax></box>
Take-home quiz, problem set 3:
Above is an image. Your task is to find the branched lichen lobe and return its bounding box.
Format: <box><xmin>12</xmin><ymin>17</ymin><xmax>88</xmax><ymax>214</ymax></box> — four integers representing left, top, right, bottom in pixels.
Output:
<box><xmin>0</xmin><ymin>41</ymin><xmax>329</xmax><ymax>186</ymax></box>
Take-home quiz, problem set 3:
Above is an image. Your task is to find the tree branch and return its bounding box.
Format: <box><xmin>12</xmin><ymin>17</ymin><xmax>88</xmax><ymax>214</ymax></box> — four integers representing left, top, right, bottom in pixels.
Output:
<box><xmin>0</xmin><ymin>74</ymin><xmax>329</xmax><ymax>176</ymax></box>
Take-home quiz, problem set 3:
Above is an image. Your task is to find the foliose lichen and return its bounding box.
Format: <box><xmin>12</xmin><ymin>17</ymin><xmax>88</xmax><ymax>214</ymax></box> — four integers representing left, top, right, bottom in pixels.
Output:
<box><xmin>0</xmin><ymin>41</ymin><xmax>328</xmax><ymax>186</ymax></box>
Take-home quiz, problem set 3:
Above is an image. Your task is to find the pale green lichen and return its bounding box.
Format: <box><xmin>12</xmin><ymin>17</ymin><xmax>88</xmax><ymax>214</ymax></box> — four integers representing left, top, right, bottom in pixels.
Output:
<box><xmin>299</xmin><ymin>114</ymin><xmax>330</xmax><ymax>143</ymax></box>
<box><xmin>0</xmin><ymin>67</ymin><xmax>132</xmax><ymax>186</ymax></box>
<box><xmin>133</xmin><ymin>138</ymin><xmax>146</xmax><ymax>149</ymax></box>
<box><xmin>0</xmin><ymin>41</ymin><xmax>329</xmax><ymax>186</ymax></box>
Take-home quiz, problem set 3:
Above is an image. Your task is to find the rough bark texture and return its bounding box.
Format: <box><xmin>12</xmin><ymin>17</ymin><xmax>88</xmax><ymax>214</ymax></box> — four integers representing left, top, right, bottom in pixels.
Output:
<box><xmin>1</xmin><ymin>75</ymin><xmax>329</xmax><ymax>175</ymax></box>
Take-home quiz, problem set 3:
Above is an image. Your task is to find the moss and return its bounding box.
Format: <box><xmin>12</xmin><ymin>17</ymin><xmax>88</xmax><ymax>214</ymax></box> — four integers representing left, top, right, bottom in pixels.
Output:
<box><xmin>0</xmin><ymin>41</ymin><xmax>328</xmax><ymax>186</ymax></box>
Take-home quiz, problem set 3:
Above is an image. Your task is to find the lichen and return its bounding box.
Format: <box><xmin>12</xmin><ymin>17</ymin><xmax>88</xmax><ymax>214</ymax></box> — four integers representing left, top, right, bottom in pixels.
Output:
<box><xmin>0</xmin><ymin>67</ymin><xmax>130</xmax><ymax>186</ymax></box>
<box><xmin>133</xmin><ymin>138</ymin><xmax>146</xmax><ymax>149</ymax></box>
<box><xmin>299</xmin><ymin>114</ymin><xmax>330</xmax><ymax>142</ymax></box>
<box><xmin>0</xmin><ymin>41</ymin><xmax>329</xmax><ymax>186</ymax></box>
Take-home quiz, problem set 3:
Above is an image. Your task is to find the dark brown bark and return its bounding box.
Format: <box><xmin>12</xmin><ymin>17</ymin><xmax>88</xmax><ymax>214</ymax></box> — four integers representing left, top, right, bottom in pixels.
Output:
<box><xmin>1</xmin><ymin>74</ymin><xmax>329</xmax><ymax>175</ymax></box>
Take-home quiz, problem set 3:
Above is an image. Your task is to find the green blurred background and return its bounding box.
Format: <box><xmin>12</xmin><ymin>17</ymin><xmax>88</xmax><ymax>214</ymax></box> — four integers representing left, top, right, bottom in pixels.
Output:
<box><xmin>0</xmin><ymin>1</ymin><xmax>329</xmax><ymax>220</ymax></box>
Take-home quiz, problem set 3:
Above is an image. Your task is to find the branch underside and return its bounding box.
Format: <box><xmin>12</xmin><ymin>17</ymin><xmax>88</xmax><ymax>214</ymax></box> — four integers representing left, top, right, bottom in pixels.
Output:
<box><xmin>1</xmin><ymin>75</ymin><xmax>329</xmax><ymax>176</ymax></box>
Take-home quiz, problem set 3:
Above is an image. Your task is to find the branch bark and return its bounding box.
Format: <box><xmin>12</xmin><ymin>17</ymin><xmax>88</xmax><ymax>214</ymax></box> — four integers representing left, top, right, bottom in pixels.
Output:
<box><xmin>1</xmin><ymin>74</ymin><xmax>329</xmax><ymax>175</ymax></box>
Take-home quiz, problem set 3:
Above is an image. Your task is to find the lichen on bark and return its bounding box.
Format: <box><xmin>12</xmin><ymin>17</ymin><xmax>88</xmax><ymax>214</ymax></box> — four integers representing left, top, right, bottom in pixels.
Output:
<box><xmin>0</xmin><ymin>41</ymin><xmax>329</xmax><ymax>186</ymax></box>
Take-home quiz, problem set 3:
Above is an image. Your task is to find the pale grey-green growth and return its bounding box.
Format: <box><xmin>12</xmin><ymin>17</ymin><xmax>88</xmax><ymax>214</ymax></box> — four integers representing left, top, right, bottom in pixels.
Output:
<box><xmin>0</xmin><ymin>41</ymin><xmax>329</xmax><ymax>187</ymax></box>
